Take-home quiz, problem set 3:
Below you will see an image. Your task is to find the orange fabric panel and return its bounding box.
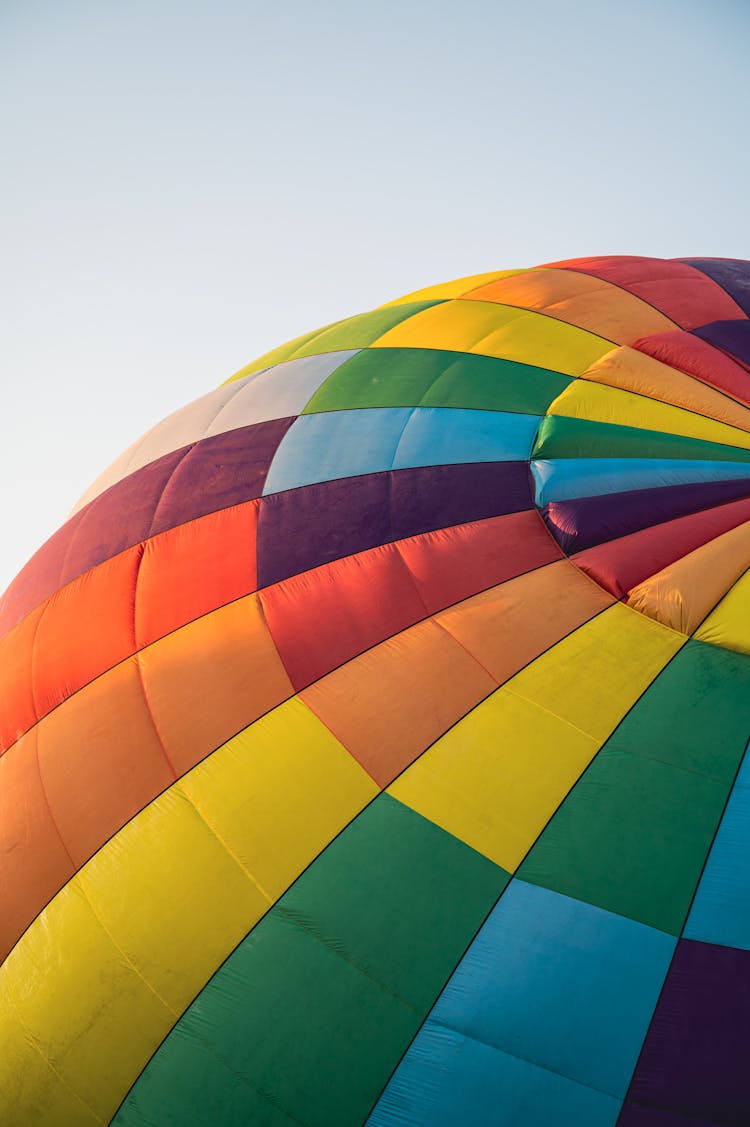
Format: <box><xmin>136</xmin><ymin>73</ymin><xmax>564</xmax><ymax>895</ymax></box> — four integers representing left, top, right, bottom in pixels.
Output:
<box><xmin>0</xmin><ymin>502</ymin><xmax>260</xmax><ymax>758</ymax></box>
<box><xmin>435</xmin><ymin>558</ymin><xmax>615</xmax><ymax>683</ymax></box>
<box><xmin>466</xmin><ymin>269</ymin><xmax>676</xmax><ymax>345</ymax></box>
<box><xmin>626</xmin><ymin>520</ymin><xmax>750</xmax><ymax>634</ymax></box>
<box><xmin>0</xmin><ymin>727</ymin><xmax>75</xmax><ymax>960</ymax></box>
<box><xmin>138</xmin><ymin>594</ymin><xmax>294</xmax><ymax>778</ymax></box>
<box><xmin>581</xmin><ymin>345</ymin><xmax>750</xmax><ymax>433</ymax></box>
<box><xmin>260</xmin><ymin>543</ymin><xmax>425</xmax><ymax>691</ymax></box>
<box><xmin>32</xmin><ymin>548</ymin><xmax>140</xmax><ymax>723</ymax></box>
<box><xmin>135</xmin><ymin>501</ymin><xmax>259</xmax><ymax>647</ymax></box>
<box><xmin>0</xmin><ymin>602</ymin><xmax>44</xmax><ymax>753</ymax></box>
<box><xmin>301</xmin><ymin>618</ymin><xmax>495</xmax><ymax>788</ymax></box>
<box><xmin>398</xmin><ymin>510</ymin><xmax>563</xmax><ymax>614</ymax></box>
<box><xmin>36</xmin><ymin>659</ymin><xmax>175</xmax><ymax>868</ymax></box>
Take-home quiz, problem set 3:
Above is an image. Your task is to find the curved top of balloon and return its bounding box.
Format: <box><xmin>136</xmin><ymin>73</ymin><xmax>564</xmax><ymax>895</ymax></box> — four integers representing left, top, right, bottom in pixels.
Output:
<box><xmin>1</xmin><ymin>254</ymin><xmax>750</xmax><ymax>1126</ymax></box>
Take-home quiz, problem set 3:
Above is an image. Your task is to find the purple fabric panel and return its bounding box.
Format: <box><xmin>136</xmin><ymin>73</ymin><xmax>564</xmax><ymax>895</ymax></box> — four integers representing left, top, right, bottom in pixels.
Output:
<box><xmin>0</xmin><ymin>417</ymin><xmax>294</xmax><ymax>636</ymax></box>
<box><xmin>543</xmin><ymin>477</ymin><xmax>750</xmax><ymax>554</ymax></box>
<box><xmin>148</xmin><ymin>417</ymin><xmax>294</xmax><ymax>537</ymax></box>
<box><xmin>618</xmin><ymin>1105</ymin><xmax>724</xmax><ymax>1126</ymax></box>
<box><xmin>692</xmin><ymin>320</ymin><xmax>750</xmax><ymax>369</ymax></box>
<box><xmin>623</xmin><ymin>939</ymin><xmax>750</xmax><ymax>1127</ymax></box>
<box><xmin>256</xmin><ymin>461</ymin><xmax>533</xmax><ymax>588</ymax></box>
<box><xmin>681</xmin><ymin>259</ymin><xmax>750</xmax><ymax>317</ymax></box>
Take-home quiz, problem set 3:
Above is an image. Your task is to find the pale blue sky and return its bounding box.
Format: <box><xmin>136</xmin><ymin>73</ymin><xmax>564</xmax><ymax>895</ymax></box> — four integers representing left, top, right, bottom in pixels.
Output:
<box><xmin>1</xmin><ymin>0</ymin><xmax>748</xmax><ymax>594</ymax></box>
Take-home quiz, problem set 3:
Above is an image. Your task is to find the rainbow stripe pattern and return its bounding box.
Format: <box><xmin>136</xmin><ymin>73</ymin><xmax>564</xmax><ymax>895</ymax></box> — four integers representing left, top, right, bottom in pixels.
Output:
<box><xmin>2</xmin><ymin>255</ymin><xmax>750</xmax><ymax>1125</ymax></box>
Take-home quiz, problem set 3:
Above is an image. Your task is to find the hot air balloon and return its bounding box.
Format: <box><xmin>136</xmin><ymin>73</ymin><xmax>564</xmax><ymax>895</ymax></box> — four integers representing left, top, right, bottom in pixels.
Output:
<box><xmin>1</xmin><ymin>256</ymin><xmax>750</xmax><ymax>1126</ymax></box>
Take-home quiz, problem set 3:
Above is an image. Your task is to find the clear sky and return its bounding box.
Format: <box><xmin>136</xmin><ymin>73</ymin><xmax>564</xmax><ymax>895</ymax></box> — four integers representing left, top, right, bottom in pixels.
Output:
<box><xmin>1</xmin><ymin>0</ymin><xmax>748</xmax><ymax>595</ymax></box>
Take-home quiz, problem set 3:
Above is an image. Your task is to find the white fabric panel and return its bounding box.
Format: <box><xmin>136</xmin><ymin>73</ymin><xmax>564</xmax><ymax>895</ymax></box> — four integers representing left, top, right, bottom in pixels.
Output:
<box><xmin>70</xmin><ymin>351</ymin><xmax>359</xmax><ymax>514</ymax></box>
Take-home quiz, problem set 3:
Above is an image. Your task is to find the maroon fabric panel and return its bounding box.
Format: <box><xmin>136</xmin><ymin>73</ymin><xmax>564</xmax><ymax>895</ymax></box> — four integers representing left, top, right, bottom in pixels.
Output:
<box><xmin>0</xmin><ymin>417</ymin><xmax>294</xmax><ymax>636</ymax></box>
<box><xmin>255</xmin><ymin>461</ymin><xmax>533</xmax><ymax>589</ymax></box>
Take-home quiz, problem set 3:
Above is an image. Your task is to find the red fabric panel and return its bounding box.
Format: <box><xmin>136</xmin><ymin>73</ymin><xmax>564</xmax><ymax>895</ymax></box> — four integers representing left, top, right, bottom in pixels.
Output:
<box><xmin>634</xmin><ymin>330</ymin><xmax>750</xmax><ymax>407</ymax></box>
<box><xmin>135</xmin><ymin>501</ymin><xmax>258</xmax><ymax>646</ymax></box>
<box><xmin>544</xmin><ymin>256</ymin><xmax>746</xmax><ymax>329</ymax></box>
<box><xmin>0</xmin><ymin>603</ymin><xmax>44</xmax><ymax>752</ymax></box>
<box><xmin>398</xmin><ymin>510</ymin><xmax>563</xmax><ymax>614</ymax></box>
<box><xmin>32</xmin><ymin>548</ymin><xmax>140</xmax><ymax>721</ymax></box>
<box><xmin>261</xmin><ymin>512</ymin><xmax>562</xmax><ymax>693</ymax></box>
<box><xmin>573</xmin><ymin>496</ymin><xmax>750</xmax><ymax>597</ymax></box>
<box><xmin>260</xmin><ymin>542</ymin><xmax>425</xmax><ymax>691</ymax></box>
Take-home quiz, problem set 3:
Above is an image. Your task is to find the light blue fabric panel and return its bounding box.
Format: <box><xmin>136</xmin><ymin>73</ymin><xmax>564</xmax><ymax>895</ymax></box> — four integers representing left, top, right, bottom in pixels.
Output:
<box><xmin>531</xmin><ymin>457</ymin><xmax>750</xmax><ymax>506</ymax></box>
<box><xmin>262</xmin><ymin>407</ymin><xmax>412</xmax><ymax>495</ymax></box>
<box><xmin>263</xmin><ymin>407</ymin><xmax>536</xmax><ymax>495</ymax></box>
<box><xmin>392</xmin><ymin>408</ymin><xmax>539</xmax><ymax>469</ymax></box>
<box><xmin>684</xmin><ymin>743</ymin><xmax>750</xmax><ymax>951</ymax></box>
<box><xmin>371</xmin><ymin>879</ymin><xmax>674</xmax><ymax>1124</ymax></box>
<box><xmin>368</xmin><ymin>1021</ymin><xmax>622</xmax><ymax>1127</ymax></box>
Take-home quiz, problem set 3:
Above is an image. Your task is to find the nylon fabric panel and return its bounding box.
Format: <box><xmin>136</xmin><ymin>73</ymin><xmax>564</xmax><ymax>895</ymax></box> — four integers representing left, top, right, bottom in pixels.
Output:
<box><xmin>544</xmin><ymin>256</ymin><xmax>746</xmax><ymax>327</ymax></box>
<box><xmin>263</xmin><ymin>407</ymin><xmax>539</xmax><ymax>495</ymax></box>
<box><xmin>370</xmin><ymin>1024</ymin><xmax>622</xmax><ymax>1127</ymax></box>
<box><xmin>301</xmin><ymin>618</ymin><xmax>497</xmax><ymax>787</ymax></box>
<box><xmin>532</xmin><ymin>457</ymin><xmax>750</xmax><ymax>508</ymax></box>
<box><xmin>572</xmin><ymin>497</ymin><xmax>750</xmax><ymax>598</ymax></box>
<box><xmin>225</xmin><ymin>320</ymin><xmax>345</xmax><ymax>381</ymax></box>
<box><xmin>694</xmin><ymin>567</ymin><xmax>750</xmax><ymax>654</ymax></box>
<box><xmin>681</xmin><ymin>257</ymin><xmax>750</xmax><ymax>316</ymax></box>
<box><xmin>533</xmin><ymin>415</ymin><xmax>750</xmax><ymax>465</ymax></box>
<box><xmin>626</xmin><ymin>520</ymin><xmax>750</xmax><ymax>634</ymax></box>
<box><xmin>619</xmin><ymin>940</ymin><xmax>750</xmax><ymax>1125</ymax></box>
<box><xmin>260</xmin><ymin>512</ymin><xmax>559</xmax><ymax>692</ymax></box>
<box><xmin>389</xmin><ymin>603</ymin><xmax>681</xmax><ymax>869</ymax></box>
<box><xmin>0</xmin><ymin>700</ymin><xmax>377</xmax><ymax>1126</ymax></box>
<box><xmin>302</xmin><ymin>346</ymin><xmax>571</xmax><ymax>416</ymax></box>
<box><xmin>290</xmin><ymin>300</ymin><xmax>444</xmax><ymax>357</ymax></box>
<box><xmin>579</xmin><ymin>345</ymin><xmax>750</xmax><ymax>431</ymax></box>
<box><xmin>634</xmin><ymin>330</ymin><xmax>750</xmax><ymax>407</ymax></box>
<box><xmin>0</xmin><ymin>417</ymin><xmax>291</xmax><ymax>635</ymax></box>
<box><xmin>380</xmin><ymin>268</ymin><xmax>523</xmax><ymax>305</ymax></box>
<box><xmin>466</xmin><ymin>267</ymin><xmax>677</xmax><ymax>343</ymax></box>
<box><xmin>685</xmin><ymin>742</ymin><xmax>750</xmax><ymax>950</ymax></box>
<box><xmin>300</xmin><ymin>557</ymin><xmax>610</xmax><ymax>788</ymax></box>
<box><xmin>370</xmin><ymin>882</ymin><xmax>674</xmax><ymax>1125</ymax></box>
<box><xmin>0</xmin><ymin>593</ymin><xmax>293</xmax><ymax>961</ymax></box>
<box><xmin>548</xmin><ymin>379</ymin><xmax>750</xmax><ymax>451</ymax></box>
<box><xmin>519</xmin><ymin>641</ymin><xmax>750</xmax><ymax>933</ymax></box>
<box><xmin>72</xmin><ymin>351</ymin><xmax>356</xmax><ymax>516</ymax></box>
<box><xmin>111</xmin><ymin>796</ymin><xmax>509</xmax><ymax>1127</ymax></box>
<box><xmin>374</xmin><ymin>299</ymin><xmax>613</xmax><ymax>374</ymax></box>
<box><xmin>255</xmin><ymin>461</ymin><xmax>533</xmax><ymax>589</ymax></box>
<box><xmin>540</xmin><ymin>478</ymin><xmax>750</xmax><ymax>555</ymax></box>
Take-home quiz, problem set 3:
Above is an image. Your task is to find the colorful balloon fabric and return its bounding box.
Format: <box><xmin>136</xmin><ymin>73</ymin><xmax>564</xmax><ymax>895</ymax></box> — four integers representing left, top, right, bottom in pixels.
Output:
<box><xmin>3</xmin><ymin>255</ymin><xmax>750</xmax><ymax>1127</ymax></box>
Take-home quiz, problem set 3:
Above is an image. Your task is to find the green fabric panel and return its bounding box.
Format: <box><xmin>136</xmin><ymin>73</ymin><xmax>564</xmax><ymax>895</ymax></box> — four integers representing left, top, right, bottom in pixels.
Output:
<box><xmin>232</xmin><ymin>320</ymin><xmax>344</xmax><ymax>380</ymax></box>
<box><xmin>290</xmin><ymin>301</ymin><xmax>443</xmax><ymax>359</ymax></box>
<box><xmin>532</xmin><ymin>413</ymin><xmax>750</xmax><ymax>463</ymax></box>
<box><xmin>113</xmin><ymin>795</ymin><xmax>508</xmax><ymax>1127</ymax></box>
<box><xmin>303</xmin><ymin>347</ymin><xmax>571</xmax><ymax>415</ymax></box>
<box><xmin>518</xmin><ymin>641</ymin><xmax>750</xmax><ymax>936</ymax></box>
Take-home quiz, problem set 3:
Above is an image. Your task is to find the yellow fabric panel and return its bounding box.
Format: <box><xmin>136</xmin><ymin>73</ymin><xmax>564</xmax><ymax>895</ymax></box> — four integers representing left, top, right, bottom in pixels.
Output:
<box><xmin>627</xmin><ymin>521</ymin><xmax>750</xmax><ymax>636</ymax></box>
<box><xmin>374</xmin><ymin>299</ymin><xmax>613</xmax><ymax>376</ymax></box>
<box><xmin>379</xmin><ymin>269</ymin><xmax>526</xmax><ymax>306</ymax></box>
<box><xmin>389</xmin><ymin>603</ymin><xmax>684</xmax><ymax>870</ymax></box>
<box><xmin>582</xmin><ymin>345</ymin><xmax>750</xmax><ymax>434</ymax></box>
<box><xmin>388</xmin><ymin>685</ymin><xmax>599</xmax><ymax>871</ymax></box>
<box><xmin>548</xmin><ymin>377</ymin><xmax>750</xmax><ymax>452</ymax></box>
<box><xmin>0</xmin><ymin>699</ymin><xmax>377</xmax><ymax>1125</ymax></box>
<box><xmin>223</xmin><ymin>320</ymin><xmax>343</xmax><ymax>383</ymax></box>
<box><xmin>506</xmin><ymin>602</ymin><xmax>684</xmax><ymax>742</ymax></box>
<box><xmin>464</xmin><ymin>268</ymin><xmax>677</xmax><ymax>344</ymax></box>
<box><xmin>693</xmin><ymin>567</ymin><xmax>750</xmax><ymax>655</ymax></box>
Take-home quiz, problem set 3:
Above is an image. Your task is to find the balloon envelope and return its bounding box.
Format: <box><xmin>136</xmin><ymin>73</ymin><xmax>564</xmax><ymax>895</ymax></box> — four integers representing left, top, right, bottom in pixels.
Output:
<box><xmin>2</xmin><ymin>256</ymin><xmax>750</xmax><ymax>1126</ymax></box>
